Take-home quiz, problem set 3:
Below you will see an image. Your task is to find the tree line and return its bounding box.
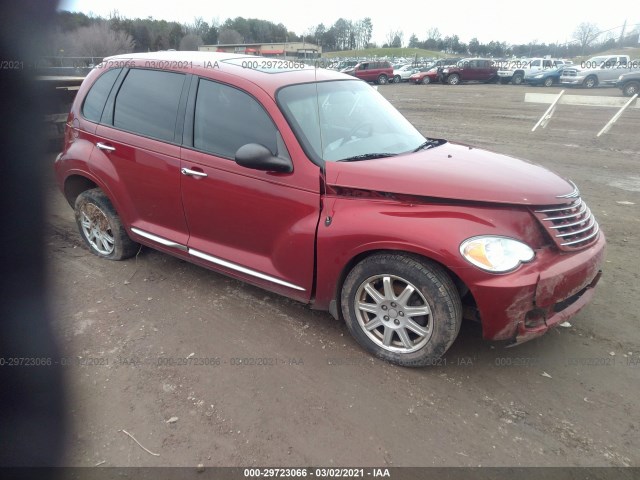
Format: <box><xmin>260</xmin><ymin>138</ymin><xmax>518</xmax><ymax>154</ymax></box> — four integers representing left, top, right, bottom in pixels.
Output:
<box><xmin>46</xmin><ymin>11</ymin><xmax>639</xmax><ymax>61</ymax></box>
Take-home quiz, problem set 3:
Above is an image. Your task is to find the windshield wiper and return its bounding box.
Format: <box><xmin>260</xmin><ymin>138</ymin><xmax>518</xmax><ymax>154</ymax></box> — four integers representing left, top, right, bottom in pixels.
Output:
<box><xmin>337</xmin><ymin>153</ymin><xmax>397</xmax><ymax>162</ymax></box>
<box><xmin>412</xmin><ymin>139</ymin><xmax>445</xmax><ymax>152</ymax></box>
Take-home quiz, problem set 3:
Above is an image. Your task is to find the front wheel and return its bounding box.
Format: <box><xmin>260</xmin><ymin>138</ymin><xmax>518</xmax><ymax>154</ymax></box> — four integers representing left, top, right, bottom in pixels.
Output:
<box><xmin>583</xmin><ymin>75</ymin><xmax>598</xmax><ymax>88</ymax></box>
<box><xmin>341</xmin><ymin>253</ymin><xmax>462</xmax><ymax>366</ymax></box>
<box><xmin>422</xmin><ymin>76</ymin><xmax>431</xmax><ymax>85</ymax></box>
<box><xmin>447</xmin><ymin>74</ymin><xmax>460</xmax><ymax>85</ymax></box>
<box><xmin>622</xmin><ymin>81</ymin><xmax>639</xmax><ymax>97</ymax></box>
<box><xmin>543</xmin><ymin>77</ymin><xmax>554</xmax><ymax>87</ymax></box>
<box><xmin>74</xmin><ymin>188</ymin><xmax>139</xmax><ymax>260</ymax></box>
<box><xmin>393</xmin><ymin>75</ymin><xmax>401</xmax><ymax>83</ymax></box>
<box><xmin>377</xmin><ymin>74</ymin><xmax>388</xmax><ymax>85</ymax></box>
<box><xmin>511</xmin><ymin>73</ymin><xmax>524</xmax><ymax>85</ymax></box>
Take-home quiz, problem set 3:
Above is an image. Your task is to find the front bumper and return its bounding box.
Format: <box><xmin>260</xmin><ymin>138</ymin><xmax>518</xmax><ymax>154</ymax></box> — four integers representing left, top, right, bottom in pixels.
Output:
<box><xmin>560</xmin><ymin>76</ymin><xmax>585</xmax><ymax>85</ymax></box>
<box><xmin>459</xmin><ymin>232</ymin><xmax>606</xmax><ymax>344</ymax></box>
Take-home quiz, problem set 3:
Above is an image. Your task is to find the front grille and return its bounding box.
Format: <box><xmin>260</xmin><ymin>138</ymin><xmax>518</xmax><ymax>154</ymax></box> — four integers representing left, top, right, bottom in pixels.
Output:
<box><xmin>534</xmin><ymin>197</ymin><xmax>600</xmax><ymax>251</ymax></box>
<box><xmin>563</xmin><ymin>69</ymin><xmax>578</xmax><ymax>77</ymax></box>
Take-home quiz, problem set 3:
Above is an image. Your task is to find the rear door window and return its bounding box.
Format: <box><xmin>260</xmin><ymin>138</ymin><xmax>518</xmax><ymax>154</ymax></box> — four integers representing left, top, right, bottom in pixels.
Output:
<box><xmin>113</xmin><ymin>69</ymin><xmax>186</xmax><ymax>142</ymax></box>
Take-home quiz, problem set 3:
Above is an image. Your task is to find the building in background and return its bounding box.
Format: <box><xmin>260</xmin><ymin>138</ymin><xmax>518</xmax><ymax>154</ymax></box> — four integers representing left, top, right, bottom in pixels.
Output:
<box><xmin>199</xmin><ymin>42</ymin><xmax>321</xmax><ymax>59</ymax></box>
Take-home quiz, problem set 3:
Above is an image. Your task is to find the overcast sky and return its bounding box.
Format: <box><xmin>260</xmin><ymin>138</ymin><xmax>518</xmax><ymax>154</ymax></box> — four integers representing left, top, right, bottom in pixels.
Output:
<box><xmin>61</xmin><ymin>0</ymin><xmax>638</xmax><ymax>47</ymax></box>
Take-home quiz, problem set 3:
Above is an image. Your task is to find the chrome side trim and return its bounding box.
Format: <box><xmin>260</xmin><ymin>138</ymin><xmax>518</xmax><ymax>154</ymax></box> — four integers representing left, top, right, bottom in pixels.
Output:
<box><xmin>188</xmin><ymin>249</ymin><xmax>306</xmax><ymax>291</ymax></box>
<box><xmin>556</xmin><ymin>180</ymin><xmax>580</xmax><ymax>199</ymax></box>
<box><xmin>130</xmin><ymin>227</ymin><xmax>188</xmax><ymax>252</ymax></box>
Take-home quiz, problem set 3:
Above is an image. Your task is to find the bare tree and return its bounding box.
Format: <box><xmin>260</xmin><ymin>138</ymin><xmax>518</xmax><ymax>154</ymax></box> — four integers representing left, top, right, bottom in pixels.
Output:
<box><xmin>218</xmin><ymin>28</ymin><xmax>243</xmax><ymax>44</ymax></box>
<box><xmin>573</xmin><ymin>22</ymin><xmax>600</xmax><ymax>55</ymax></box>
<box><xmin>385</xmin><ymin>29</ymin><xmax>403</xmax><ymax>48</ymax></box>
<box><xmin>179</xmin><ymin>33</ymin><xmax>203</xmax><ymax>51</ymax></box>
<box><xmin>70</xmin><ymin>22</ymin><xmax>134</xmax><ymax>57</ymax></box>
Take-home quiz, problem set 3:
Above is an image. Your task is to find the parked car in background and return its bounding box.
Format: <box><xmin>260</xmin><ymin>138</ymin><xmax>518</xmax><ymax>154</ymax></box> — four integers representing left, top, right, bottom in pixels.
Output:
<box><xmin>561</xmin><ymin>55</ymin><xmax>637</xmax><ymax>88</ymax></box>
<box><xmin>393</xmin><ymin>64</ymin><xmax>416</xmax><ymax>83</ymax></box>
<box><xmin>497</xmin><ymin>58</ymin><xmax>567</xmax><ymax>85</ymax></box>
<box><xmin>440</xmin><ymin>58</ymin><xmax>499</xmax><ymax>85</ymax></box>
<box><xmin>55</xmin><ymin>51</ymin><xmax>604</xmax><ymax>366</ymax></box>
<box><xmin>409</xmin><ymin>66</ymin><xmax>439</xmax><ymax>84</ymax></box>
<box><xmin>332</xmin><ymin>60</ymin><xmax>358</xmax><ymax>71</ymax></box>
<box><xmin>616</xmin><ymin>70</ymin><xmax>640</xmax><ymax>96</ymax></box>
<box><xmin>409</xmin><ymin>59</ymin><xmax>459</xmax><ymax>84</ymax></box>
<box><xmin>525</xmin><ymin>65</ymin><xmax>566</xmax><ymax>87</ymax></box>
<box><xmin>343</xmin><ymin>60</ymin><xmax>394</xmax><ymax>85</ymax></box>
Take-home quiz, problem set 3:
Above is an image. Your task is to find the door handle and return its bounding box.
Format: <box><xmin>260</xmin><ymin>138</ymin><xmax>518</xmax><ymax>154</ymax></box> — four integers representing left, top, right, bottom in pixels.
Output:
<box><xmin>96</xmin><ymin>142</ymin><xmax>115</xmax><ymax>152</ymax></box>
<box><xmin>181</xmin><ymin>167</ymin><xmax>208</xmax><ymax>178</ymax></box>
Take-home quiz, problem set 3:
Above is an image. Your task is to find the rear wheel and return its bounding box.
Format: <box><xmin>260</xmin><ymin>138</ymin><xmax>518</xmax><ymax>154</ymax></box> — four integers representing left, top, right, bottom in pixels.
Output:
<box><xmin>377</xmin><ymin>74</ymin><xmax>388</xmax><ymax>85</ymax></box>
<box><xmin>341</xmin><ymin>253</ymin><xmax>462</xmax><ymax>367</ymax></box>
<box><xmin>74</xmin><ymin>188</ymin><xmax>139</xmax><ymax>260</ymax></box>
<box><xmin>622</xmin><ymin>81</ymin><xmax>639</xmax><ymax>96</ymax></box>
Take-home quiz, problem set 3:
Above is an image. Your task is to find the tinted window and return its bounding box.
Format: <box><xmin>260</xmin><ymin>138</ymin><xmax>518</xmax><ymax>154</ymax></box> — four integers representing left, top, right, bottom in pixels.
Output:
<box><xmin>194</xmin><ymin>79</ymin><xmax>278</xmax><ymax>158</ymax></box>
<box><xmin>82</xmin><ymin>68</ymin><xmax>121</xmax><ymax>122</ymax></box>
<box><xmin>113</xmin><ymin>69</ymin><xmax>185</xmax><ymax>142</ymax></box>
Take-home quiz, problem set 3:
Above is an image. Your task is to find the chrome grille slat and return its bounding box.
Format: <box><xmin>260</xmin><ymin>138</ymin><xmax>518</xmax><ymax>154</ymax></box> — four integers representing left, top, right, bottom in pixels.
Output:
<box><xmin>543</xmin><ymin>202</ymin><xmax>587</xmax><ymax>221</ymax></box>
<box><xmin>560</xmin><ymin>222</ymin><xmax>599</xmax><ymax>246</ymax></box>
<box><xmin>555</xmin><ymin>217</ymin><xmax>596</xmax><ymax>237</ymax></box>
<box><xmin>533</xmin><ymin>194</ymin><xmax>599</xmax><ymax>251</ymax></box>
<box><xmin>549</xmin><ymin>210</ymin><xmax>591</xmax><ymax>229</ymax></box>
<box><xmin>536</xmin><ymin>198</ymin><xmax>582</xmax><ymax>213</ymax></box>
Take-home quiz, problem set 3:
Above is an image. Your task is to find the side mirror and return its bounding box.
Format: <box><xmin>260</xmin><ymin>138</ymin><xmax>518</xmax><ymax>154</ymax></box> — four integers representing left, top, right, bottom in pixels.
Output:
<box><xmin>235</xmin><ymin>144</ymin><xmax>293</xmax><ymax>173</ymax></box>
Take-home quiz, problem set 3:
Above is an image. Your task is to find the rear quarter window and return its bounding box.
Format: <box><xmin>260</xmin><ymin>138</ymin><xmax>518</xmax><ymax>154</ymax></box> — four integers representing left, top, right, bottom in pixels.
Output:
<box><xmin>82</xmin><ymin>68</ymin><xmax>122</xmax><ymax>122</ymax></box>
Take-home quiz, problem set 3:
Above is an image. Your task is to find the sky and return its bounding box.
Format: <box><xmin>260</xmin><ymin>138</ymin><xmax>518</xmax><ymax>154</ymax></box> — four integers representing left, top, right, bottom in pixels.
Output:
<box><xmin>60</xmin><ymin>0</ymin><xmax>638</xmax><ymax>47</ymax></box>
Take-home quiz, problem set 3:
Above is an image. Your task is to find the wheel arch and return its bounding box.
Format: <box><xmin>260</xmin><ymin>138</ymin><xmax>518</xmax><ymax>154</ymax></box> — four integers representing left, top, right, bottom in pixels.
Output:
<box><xmin>63</xmin><ymin>174</ymin><xmax>98</xmax><ymax>207</ymax></box>
<box><xmin>325</xmin><ymin>247</ymin><xmax>473</xmax><ymax>322</ymax></box>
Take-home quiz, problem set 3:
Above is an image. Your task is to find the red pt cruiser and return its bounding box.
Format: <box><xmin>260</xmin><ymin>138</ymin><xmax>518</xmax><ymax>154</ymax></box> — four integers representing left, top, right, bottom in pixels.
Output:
<box><xmin>55</xmin><ymin>52</ymin><xmax>605</xmax><ymax>366</ymax></box>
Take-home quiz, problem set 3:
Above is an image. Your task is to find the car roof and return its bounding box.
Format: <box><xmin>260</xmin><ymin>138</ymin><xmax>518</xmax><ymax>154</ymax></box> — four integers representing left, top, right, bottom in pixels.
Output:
<box><xmin>102</xmin><ymin>51</ymin><xmax>352</xmax><ymax>98</ymax></box>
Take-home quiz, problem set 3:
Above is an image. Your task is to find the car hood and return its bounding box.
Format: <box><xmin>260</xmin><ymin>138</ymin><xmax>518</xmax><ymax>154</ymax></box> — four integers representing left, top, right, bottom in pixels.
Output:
<box><xmin>324</xmin><ymin>142</ymin><xmax>573</xmax><ymax>206</ymax></box>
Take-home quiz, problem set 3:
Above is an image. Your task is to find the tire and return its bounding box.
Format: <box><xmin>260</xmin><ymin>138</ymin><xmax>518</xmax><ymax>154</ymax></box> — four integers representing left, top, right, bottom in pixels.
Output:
<box><xmin>74</xmin><ymin>188</ymin><xmax>139</xmax><ymax>260</ymax></box>
<box><xmin>340</xmin><ymin>253</ymin><xmax>462</xmax><ymax>367</ymax></box>
<box><xmin>583</xmin><ymin>75</ymin><xmax>598</xmax><ymax>89</ymax></box>
<box><xmin>543</xmin><ymin>77</ymin><xmax>554</xmax><ymax>87</ymax></box>
<box><xmin>421</xmin><ymin>76</ymin><xmax>431</xmax><ymax>85</ymax></box>
<box><xmin>377</xmin><ymin>74</ymin><xmax>388</xmax><ymax>85</ymax></box>
<box><xmin>511</xmin><ymin>73</ymin><xmax>524</xmax><ymax>85</ymax></box>
<box><xmin>447</xmin><ymin>73</ymin><xmax>460</xmax><ymax>85</ymax></box>
<box><xmin>393</xmin><ymin>75</ymin><xmax>401</xmax><ymax>84</ymax></box>
<box><xmin>622</xmin><ymin>81</ymin><xmax>640</xmax><ymax>97</ymax></box>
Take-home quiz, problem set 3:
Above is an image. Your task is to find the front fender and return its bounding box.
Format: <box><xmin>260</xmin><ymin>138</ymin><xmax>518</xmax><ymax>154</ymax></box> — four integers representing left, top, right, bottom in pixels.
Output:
<box><xmin>313</xmin><ymin>196</ymin><xmax>545</xmax><ymax>310</ymax></box>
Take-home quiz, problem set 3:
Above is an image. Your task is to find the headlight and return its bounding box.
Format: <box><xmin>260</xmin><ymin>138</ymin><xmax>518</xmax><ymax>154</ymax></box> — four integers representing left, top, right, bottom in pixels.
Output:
<box><xmin>460</xmin><ymin>236</ymin><xmax>535</xmax><ymax>273</ymax></box>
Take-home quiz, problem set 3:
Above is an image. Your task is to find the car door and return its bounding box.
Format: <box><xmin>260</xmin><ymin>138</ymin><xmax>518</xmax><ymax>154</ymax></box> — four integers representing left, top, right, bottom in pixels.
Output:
<box><xmin>179</xmin><ymin>77</ymin><xmax>320</xmax><ymax>301</ymax></box>
<box><xmin>92</xmin><ymin>68</ymin><xmax>191</xmax><ymax>247</ymax></box>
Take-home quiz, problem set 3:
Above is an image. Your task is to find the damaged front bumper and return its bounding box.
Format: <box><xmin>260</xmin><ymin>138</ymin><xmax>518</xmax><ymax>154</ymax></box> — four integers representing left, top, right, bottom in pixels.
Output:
<box><xmin>461</xmin><ymin>232</ymin><xmax>606</xmax><ymax>344</ymax></box>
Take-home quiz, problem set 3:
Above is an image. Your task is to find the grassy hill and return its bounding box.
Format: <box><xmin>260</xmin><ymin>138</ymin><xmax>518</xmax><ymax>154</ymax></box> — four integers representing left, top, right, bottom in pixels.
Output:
<box><xmin>324</xmin><ymin>47</ymin><xmax>443</xmax><ymax>59</ymax></box>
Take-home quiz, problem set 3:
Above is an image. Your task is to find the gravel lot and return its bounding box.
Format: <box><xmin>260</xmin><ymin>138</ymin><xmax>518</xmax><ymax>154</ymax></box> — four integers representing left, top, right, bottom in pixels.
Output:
<box><xmin>46</xmin><ymin>82</ymin><xmax>639</xmax><ymax>468</ymax></box>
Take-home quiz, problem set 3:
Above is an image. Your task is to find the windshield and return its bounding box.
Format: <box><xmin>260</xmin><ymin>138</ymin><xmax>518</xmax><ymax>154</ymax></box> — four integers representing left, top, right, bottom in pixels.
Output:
<box><xmin>277</xmin><ymin>80</ymin><xmax>427</xmax><ymax>162</ymax></box>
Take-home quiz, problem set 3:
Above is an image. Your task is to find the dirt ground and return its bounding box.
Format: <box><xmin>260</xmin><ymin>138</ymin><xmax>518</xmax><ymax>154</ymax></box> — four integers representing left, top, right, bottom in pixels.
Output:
<box><xmin>45</xmin><ymin>83</ymin><xmax>640</xmax><ymax>468</ymax></box>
